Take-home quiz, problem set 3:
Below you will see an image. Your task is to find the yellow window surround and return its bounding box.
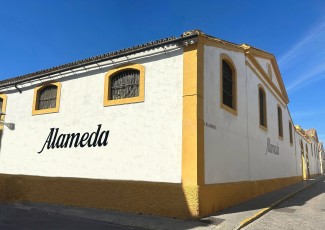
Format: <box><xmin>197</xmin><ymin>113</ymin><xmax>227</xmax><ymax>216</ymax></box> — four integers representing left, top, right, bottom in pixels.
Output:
<box><xmin>32</xmin><ymin>82</ymin><xmax>62</xmax><ymax>115</ymax></box>
<box><xmin>0</xmin><ymin>94</ymin><xmax>8</xmax><ymax>129</ymax></box>
<box><xmin>220</xmin><ymin>53</ymin><xmax>237</xmax><ymax>116</ymax></box>
<box><xmin>258</xmin><ymin>85</ymin><xmax>268</xmax><ymax>131</ymax></box>
<box><xmin>103</xmin><ymin>64</ymin><xmax>145</xmax><ymax>107</ymax></box>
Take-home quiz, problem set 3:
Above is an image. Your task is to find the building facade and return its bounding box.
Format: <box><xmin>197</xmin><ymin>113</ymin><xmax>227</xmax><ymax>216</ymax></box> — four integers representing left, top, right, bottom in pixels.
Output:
<box><xmin>0</xmin><ymin>30</ymin><xmax>323</xmax><ymax>219</ymax></box>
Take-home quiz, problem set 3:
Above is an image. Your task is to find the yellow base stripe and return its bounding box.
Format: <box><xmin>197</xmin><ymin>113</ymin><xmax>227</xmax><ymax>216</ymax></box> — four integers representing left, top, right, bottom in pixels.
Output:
<box><xmin>1</xmin><ymin>173</ymin><xmax>318</xmax><ymax>220</ymax></box>
<box><xmin>0</xmin><ymin>174</ymin><xmax>197</xmax><ymax>219</ymax></box>
<box><xmin>199</xmin><ymin>176</ymin><xmax>302</xmax><ymax>217</ymax></box>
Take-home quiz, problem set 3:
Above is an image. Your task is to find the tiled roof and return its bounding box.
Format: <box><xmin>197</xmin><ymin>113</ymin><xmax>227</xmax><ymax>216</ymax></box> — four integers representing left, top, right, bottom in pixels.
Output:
<box><xmin>0</xmin><ymin>29</ymin><xmax>274</xmax><ymax>89</ymax></box>
<box><xmin>0</xmin><ymin>31</ymin><xmax>200</xmax><ymax>88</ymax></box>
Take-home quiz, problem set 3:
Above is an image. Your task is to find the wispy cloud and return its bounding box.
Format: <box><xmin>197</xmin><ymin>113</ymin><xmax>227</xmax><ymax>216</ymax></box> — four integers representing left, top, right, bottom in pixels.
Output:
<box><xmin>279</xmin><ymin>17</ymin><xmax>325</xmax><ymax>92</ymax></box>
<box><xmin>278</xmin><ymin>19</ymin><xmax>325</xmax><ymax>66</ymax></box>
<box><xmin>286</xmin><ymin>63</ymin><xmax>325</xmax><ymax>91</ymax></box>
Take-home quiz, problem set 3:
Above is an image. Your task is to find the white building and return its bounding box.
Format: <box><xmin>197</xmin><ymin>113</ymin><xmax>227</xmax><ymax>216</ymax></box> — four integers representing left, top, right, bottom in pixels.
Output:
<box><xmin>0</xmin><ymin>30</ymin><xmax>322</xmax><ymax>219</ymax></box>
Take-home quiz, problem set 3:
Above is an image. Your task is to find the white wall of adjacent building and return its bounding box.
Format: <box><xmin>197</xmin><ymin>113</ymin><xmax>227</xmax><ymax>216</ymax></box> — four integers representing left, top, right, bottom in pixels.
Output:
<box><xmin>0</xmin><ymin>48</ymin><xmax>184</xmax><ymax>183</ymax></box>
<box><xmin>203</xmin><ymin>44</ymin><xmax>321</xmax><ymax>184</ymax></box>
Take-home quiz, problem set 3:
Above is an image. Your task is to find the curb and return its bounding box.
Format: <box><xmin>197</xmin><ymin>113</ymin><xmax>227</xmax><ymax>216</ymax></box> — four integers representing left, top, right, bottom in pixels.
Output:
<box><xmin>234</xmin><ymin>177</ymin><xmax>321</xmax><ymax>230</ymax></box>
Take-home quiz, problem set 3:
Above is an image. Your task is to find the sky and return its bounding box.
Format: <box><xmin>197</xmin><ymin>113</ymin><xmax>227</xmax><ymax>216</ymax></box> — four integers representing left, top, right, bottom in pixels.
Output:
<box><xmin>0</xmin><ymin>0</ymin><xmax>325</xmax><ymax>142</ymax></box>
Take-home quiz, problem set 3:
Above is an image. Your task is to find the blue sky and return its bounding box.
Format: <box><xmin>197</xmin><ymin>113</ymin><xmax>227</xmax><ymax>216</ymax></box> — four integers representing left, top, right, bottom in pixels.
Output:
<box><xmin>0</xmin><ymin>0</ymin><xmax>325</xmax><ymax>141</ymax></box>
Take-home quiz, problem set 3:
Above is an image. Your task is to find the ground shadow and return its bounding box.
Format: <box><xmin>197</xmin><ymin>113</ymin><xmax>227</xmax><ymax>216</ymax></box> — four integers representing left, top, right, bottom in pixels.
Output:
<box><xmin>211</xmin><ymin>175</ymin><xmax>324</xmax><ymax>216</ymax></box>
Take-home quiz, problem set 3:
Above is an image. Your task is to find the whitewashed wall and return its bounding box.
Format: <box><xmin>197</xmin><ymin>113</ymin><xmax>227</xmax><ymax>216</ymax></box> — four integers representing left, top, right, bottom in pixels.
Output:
<box><xmin>246</xmin><ymin>68</ymin><xmax>297</xmax><ymax>181</ymax></box>
<box><xmin>0</xmin><ymin>48</ymin><xmax>184</xmax><ymax>183</ymax></box>
<box><xmin>204</xmin><ymin>45</ymin><xmax>300</xmax><ymax>184</ymax></box>
<box><xmin>204</xmin><ymin>46</ymin><xmax>250</xmax><ymax>184</ymax></box>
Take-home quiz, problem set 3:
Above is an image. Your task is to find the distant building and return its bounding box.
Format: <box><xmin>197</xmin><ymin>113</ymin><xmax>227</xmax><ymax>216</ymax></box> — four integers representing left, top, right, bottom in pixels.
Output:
<box><xmin>0</xmin><ymin>30</ymin><xmax>323</xmax><ymax>219</ymax></box>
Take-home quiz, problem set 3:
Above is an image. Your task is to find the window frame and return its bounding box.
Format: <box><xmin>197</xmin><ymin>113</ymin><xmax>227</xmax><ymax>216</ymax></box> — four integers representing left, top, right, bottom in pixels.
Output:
<box><xmin>104</xmin><ymin>64</ymin><xmax>145</xmax><ymax>107</ymax></box>
<box><xmin>32</xmin><ymin>82</ymin><xmax>61</xmax><ymax>115</ymax></box>
<box><xmin>289</xmin><ymin>121</ymin><xmax>293</xmax><ymax>145</ymax></box>
<box><xmin>277</xmin><ymin>105</ymin><xmax>283</xmax><ymax>140</ymax></box>
<box><xmin>220</xmin><ymin>53</ymin><xmax>237</xmax><ymax>116</ymax></box>
<box><xmin>0</xmin><ymin>94</ymin><xmax>7</xmax><ymax>128</ymax></box>
<box><xmin>258</xmin><ymin>85</ymin><xmax>267</xmax><ymax>131</ymax></box>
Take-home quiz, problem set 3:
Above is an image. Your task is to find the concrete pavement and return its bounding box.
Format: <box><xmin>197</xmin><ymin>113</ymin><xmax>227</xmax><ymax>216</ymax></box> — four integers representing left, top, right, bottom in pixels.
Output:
<box><xmin>0</xmin><ymin>174</ymin><xmax>323</xmax><ymax>230</ymax></box>
<box><xmin>243</xmin><ymin>175</ymin><xmax>325</xmax><ymax>229</ymax></box>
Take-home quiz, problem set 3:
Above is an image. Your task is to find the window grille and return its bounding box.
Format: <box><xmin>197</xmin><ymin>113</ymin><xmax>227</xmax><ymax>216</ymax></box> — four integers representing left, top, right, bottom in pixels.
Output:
<box><xmin>110</xmin><ymin>69</ymin><xmax>140</xmax><ymax>100</ymax></box>
<box><xmin>37</xmin><ymin>85</ymin><xmax>57</xmax><ymax>110</ymax></box>
<box><xmin>222</xmin><ymin>61</ymin><xmax>233</xmax><ymax>108</ymax></box>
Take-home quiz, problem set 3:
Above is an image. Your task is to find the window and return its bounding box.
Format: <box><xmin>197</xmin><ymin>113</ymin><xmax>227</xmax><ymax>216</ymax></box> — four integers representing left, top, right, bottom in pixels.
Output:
<box><xmin>258</xmin><ymin>86</ymin><xmax>267</xmax><ymax>129</ymax></box>
<box><xmin>278</xmin><ymin>106</ymin><xmax>283</xmax><ymax>138</ymax></box>
<box><xmin>0</xmin><ymin>98</ymin><xmax>3</xmax><ymax>112</ymax></box>
<box><xmin>38</xmin><ymin>85</ymin><xmax>58</xmax><ymax>110</ymax></box>
<box><xmin>110</xmin><ymin>69</ymin><xmax>139</xmax><ymax>100</ymax></box>
<box><xmin>289</xmin><ymin>121</ymin><xmax>293</xmax><ymax>144</ymax></box>
<box><xmin>32</xmin><ymin>82</ymin><xmax>61</xmax><ymax>115</ymax></box>
<box><xmin>104</xmin><ymin>64</ymin><xmax>145</xmax><ymax>106</ymax></box>
<box><xmin>0</xmin><ymin>94</ymin><xmax>7</xmax><ymax>127</ymax></box>
<box><xmin>220</xmin><ymin>54</ymin><xmax>237</xmax><ymax>115</ymax></box>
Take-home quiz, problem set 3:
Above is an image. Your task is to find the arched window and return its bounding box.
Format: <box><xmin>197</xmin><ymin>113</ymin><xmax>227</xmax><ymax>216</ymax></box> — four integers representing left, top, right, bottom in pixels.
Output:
<box><xmin>104</xmin><ymin>64</ymin><xmax>145</xmax><ymax>106</ymax></box>
<box><xmin>32</xmin><ymin>82</ymin><xmax>61</xmax><ymax>115</ymax></box>
<box><xmin>278</xmin><ymin>106</ymin><xmax>283</xmax><ymax>138</ymax></box>
<box><xmin>289</xmin><ymin>121</ymin><xmax>293</xmax><ymax>144</ymax></box>
<box><xmin>258</xmin><ymin>86</ymin><xmax>267</xmax><ymax>129</ymax></box>
<box><xmin>221</xmin><ymin>57</ymin><xmax>237</xmax><ymax>114</ymax></box>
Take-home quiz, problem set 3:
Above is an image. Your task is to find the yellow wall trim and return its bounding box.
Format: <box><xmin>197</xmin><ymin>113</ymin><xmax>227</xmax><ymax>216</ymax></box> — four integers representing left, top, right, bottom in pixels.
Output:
<box><xmin>32</xmin><ymin>82</ymin><xmax>62</xmax><ymax>115</ymax></box>
<box><xmin>199</xmin><ymin>176</ymin><xmax>301</xmax><ymax>218</ymax></box>
<box><xmin>201</xmin><ymin>36</ymin><xmax>244</xmax><ymax>53</ymax></box>
<box><xmin>246</xmin><ymin>54</ymin><xmax>288</xmax><ymax>104</ymax></box>
<box><xmin>181</xmin><ymin>38</ymin><xmax>205</xmax><ymax>217</ymax></box>
<box><xmin>182</xmin><ymin>41</ymin><xmax>204</xmax><ymax>187</ymax></box>
<box><xmin>103</xmin><ymin>64</ymin><xmax>145</xmax><ymax>106</ymax></box>
<box><xmin>247</xmin><ymin>61</ymin><xmax>286</xmax><ymax>107</ymax></box>
<box><xmin>0</xmin><ymin>173</ymin><xmax>198</xmax><ymax>219</ymax></box>
<box><xmin>243</xmin><ymin>47</ymin><xmax>289</xmax><ymax>103</ymax></box>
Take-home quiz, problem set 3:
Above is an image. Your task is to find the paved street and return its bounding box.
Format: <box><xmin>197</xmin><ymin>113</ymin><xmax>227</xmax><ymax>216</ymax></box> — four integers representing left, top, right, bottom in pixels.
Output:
<box><xmin>0</xmin><ymin>204</ymin><xmax>142</xmax><ymax>230</ymax></box>
<box><xmin>243</xmin><ymin>178</ymin><xmax>325</xmax><ymax>230</ymax></box>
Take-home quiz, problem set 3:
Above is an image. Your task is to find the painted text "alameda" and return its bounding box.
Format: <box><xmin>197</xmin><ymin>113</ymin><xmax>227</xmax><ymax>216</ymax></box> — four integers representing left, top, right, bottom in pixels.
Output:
<box><xmin>38</xmin><ymin>124</ymin><xmax>109</xmax><ymax>154</ymax></box>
